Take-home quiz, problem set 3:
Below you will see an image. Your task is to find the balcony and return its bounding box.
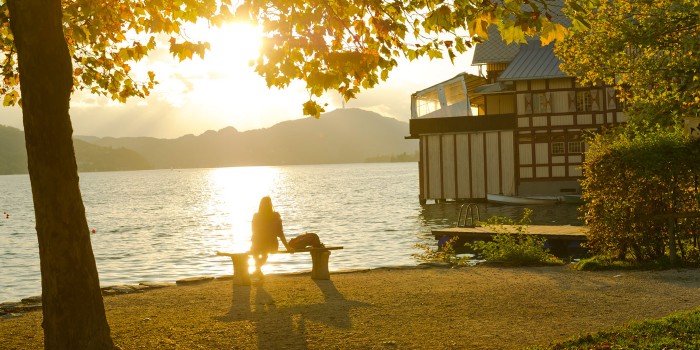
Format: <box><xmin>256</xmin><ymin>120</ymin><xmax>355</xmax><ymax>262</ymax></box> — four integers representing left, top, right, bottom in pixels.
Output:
<box><xmin>408</xmin><ymin>114</ymin><xmax>517</xmax><ymax>138</ymax></box>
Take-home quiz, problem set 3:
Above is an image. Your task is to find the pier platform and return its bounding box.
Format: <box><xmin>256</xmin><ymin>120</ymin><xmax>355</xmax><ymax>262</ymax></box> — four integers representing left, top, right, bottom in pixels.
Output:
<box><xmin>432</xmin><ymin>225</ymin><xmax>589</xmax><ymax>258</ymax></box>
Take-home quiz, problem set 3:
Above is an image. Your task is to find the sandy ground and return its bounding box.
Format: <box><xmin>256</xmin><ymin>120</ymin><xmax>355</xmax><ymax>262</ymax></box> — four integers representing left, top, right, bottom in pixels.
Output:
<box><xmin>1</xmin><ymin>265</ymin><xmax>700</xmax><ymax>349</ymax></box>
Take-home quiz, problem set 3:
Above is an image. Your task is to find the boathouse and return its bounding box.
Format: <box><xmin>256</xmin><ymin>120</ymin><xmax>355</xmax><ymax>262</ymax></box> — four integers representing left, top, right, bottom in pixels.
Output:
<box><xmin>408</xmin><ymin>27</ymin><xmax>627</xmax><ymax>204</ymax></box>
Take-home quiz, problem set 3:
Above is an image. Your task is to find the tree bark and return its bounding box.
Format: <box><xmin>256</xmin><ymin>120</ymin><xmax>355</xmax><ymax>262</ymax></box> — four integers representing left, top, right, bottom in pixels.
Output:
<box><xmin>8</xmin><ymin>0</ymin><xmax>114</xmax><ymax>348</ymax></box>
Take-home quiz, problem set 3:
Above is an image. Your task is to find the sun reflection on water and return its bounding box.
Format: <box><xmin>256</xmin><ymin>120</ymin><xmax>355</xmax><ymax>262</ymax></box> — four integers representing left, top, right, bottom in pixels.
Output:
<box><xmin>0</xmin><ymin>164</ymin><xmax>584</xmax><ymax>303</ymax></box>
<box><xmin>204</xmin><ymin>166</ymin><xmax>280</xmax><ymax>255</ymax></box>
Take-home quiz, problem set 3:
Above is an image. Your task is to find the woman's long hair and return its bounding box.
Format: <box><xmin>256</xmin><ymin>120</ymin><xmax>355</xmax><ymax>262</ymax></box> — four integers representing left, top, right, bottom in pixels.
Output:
<box><xmin>257</xmin><ymin>196</ymin><xmax>275</xmax><ymax>219</ymax></box>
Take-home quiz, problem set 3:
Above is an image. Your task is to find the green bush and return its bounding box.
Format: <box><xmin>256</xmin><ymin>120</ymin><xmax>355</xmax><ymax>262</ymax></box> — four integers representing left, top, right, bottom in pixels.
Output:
<box><xmin>413</xmin><ymin>236</ymin><xmax>472</xmax><ymax>266</ymax></box>
<box><xmin>581</xmin><ymin>123</ymin><xmax>700</xmax><ymax>263</ymax></box>
<box><xmin>469</xmin><ymin>233</ymin><xmax>563</xmax><ymax>266</ymax></box>
<box><xmin>467</xmin><ymin>209</ymin><xmax>563</xmax><ymax>266</ymax></box>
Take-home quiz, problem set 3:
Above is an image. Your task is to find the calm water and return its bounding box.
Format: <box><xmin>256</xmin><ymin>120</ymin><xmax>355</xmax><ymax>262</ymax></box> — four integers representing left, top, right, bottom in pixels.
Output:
<box><xmin>0</xmin><ymin>163</ymin><xmax>582</xmax><ymax>302</ymax></box>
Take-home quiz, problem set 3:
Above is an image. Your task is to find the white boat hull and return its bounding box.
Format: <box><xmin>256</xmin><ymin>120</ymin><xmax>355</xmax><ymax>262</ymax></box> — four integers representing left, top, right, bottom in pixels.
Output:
<box><xmin>487</xmin><ymin>194</ymin><xmax>560</xmax><ymax>205</ymax></box>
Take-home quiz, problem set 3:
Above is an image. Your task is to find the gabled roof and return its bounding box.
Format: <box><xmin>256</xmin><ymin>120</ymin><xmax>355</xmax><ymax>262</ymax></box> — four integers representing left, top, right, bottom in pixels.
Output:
<box><xmin>471</xmin><ymin>26</ymin><xmax>520</xmax><ymax>65</ymax></box>
<box><xmin>498</xmin><ymin>39</ymin><xmax>568</xmax><ymax>81</ymax></box>
<box><xmin>471</xmin><ymin>0</ymin><xmax>571</xmax><ymax>67</ymax></box>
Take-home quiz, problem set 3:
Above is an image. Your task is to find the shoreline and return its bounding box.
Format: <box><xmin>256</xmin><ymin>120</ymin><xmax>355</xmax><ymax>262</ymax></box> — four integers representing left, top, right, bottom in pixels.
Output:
<box><xmin>2</xmin><ymin>265</ymin><xmax>700</xmax><ymax>349</ymax></box>
<box><xmin>0</xmin><ymin>265</ymin><xmax>408</xmax><ymax>315</ymax></box>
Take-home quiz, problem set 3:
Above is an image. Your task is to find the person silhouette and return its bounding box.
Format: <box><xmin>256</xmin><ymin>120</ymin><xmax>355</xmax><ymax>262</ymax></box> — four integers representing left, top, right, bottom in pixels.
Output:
<box><xmin>251</xmin><ymin>196</ymin><xmax>293</xmax><ymax>279</ymax></box>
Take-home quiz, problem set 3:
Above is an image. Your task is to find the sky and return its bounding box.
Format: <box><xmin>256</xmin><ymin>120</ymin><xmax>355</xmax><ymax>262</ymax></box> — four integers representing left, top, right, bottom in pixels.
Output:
<box><xmin>0</xmin><ymin>22</ymin><xmax>477</xmax><ymax>139</ymax></box>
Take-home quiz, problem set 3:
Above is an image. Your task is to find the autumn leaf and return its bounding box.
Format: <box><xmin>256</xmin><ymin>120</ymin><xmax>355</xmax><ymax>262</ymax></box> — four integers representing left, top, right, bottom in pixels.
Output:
<box><xmin>2</xmin><ymin>91</ymin><xmax>19</xmax><ymax>106</ymax></box>
<box><xmin>540</xmin><ymin>21</ymin><xmax>567</xmax><ymax>45</ymax></box>
<box><xmin>499</xmin><ymin>21</ymin><xmax>527</xmax><ymax>44</ymax></box>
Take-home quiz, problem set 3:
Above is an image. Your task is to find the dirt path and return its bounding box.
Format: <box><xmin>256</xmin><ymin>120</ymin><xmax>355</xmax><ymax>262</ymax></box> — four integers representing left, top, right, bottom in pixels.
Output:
<box><xmin>1</xmin><ymin>265</ymin><xmax>699</xmax><ymax>349</ymax></box>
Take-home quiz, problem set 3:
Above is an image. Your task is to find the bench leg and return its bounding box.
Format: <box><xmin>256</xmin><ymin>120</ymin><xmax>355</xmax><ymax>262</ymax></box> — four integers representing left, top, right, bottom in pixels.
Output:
<box><xmin>310</xmin><ymin>250</ymin><xmax>331</xmax><ymax>280</ymax></box>
<box><xmin>230</xmin><ymin>254</ymin><xmax>251</xmax><ymax>286</ymax></box>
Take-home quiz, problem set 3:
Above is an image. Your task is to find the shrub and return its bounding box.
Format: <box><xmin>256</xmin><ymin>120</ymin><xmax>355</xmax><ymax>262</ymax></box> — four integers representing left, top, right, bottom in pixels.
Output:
<box><xmin>581</xmin><ymin>123</ymin><xmax>700</xmax><ymax>263</ymax></box>
<box><xmin>413</xmin><ymin>236</ymin><xmax>472</xmax><ymax>266</ymax></box>
<box><xmin>468</xmin><ymin>209</ymin><xmax>564</xmax><ymax>266</ymax></box>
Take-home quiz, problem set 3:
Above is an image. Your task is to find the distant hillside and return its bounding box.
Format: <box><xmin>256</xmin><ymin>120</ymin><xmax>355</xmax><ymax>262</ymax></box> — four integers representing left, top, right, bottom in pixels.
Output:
<box><xmin>0</xmin><ymin>125</ymin><xmax>151</xmax><ymax>175</ymax></box>
<box><xmin>77</xmin><ymin>108</ymin><xmax>418</xmax><ymax>169</ymax></box>
<box><xmin>73</xmin><ymin>139</ymin><xmax>152</xmax><ymax>172</ymax></box>
<box><xmin>0</xmin><ymin>125</ymin><xmax>27</xmax><ymax>174</ymax></box>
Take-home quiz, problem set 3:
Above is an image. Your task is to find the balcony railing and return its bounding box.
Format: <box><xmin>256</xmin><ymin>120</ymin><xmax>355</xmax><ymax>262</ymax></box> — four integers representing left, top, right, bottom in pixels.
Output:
<box><xmin>408</xmin><ymin>114</ymin><xmax>517</xmax><ymax>138</ymax></box>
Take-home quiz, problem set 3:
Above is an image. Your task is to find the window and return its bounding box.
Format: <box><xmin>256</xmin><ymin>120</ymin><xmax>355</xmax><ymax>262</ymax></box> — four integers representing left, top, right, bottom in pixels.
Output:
<box><xmin>552</xmin><ymin>142</ymin><xmax>565</xmax><ymax>155</ymax></box>
<box><xmin>416</xmin><ymin>90</ymin><xmax>440</xmax><ymax>117</ymax></box>
<box><xmin>568</xmin><ymin>141</ymin><xmax>583</xmax><ymax>154</ymax></box>
<box><xmin>444</xmin><ymin>81</ymin><xmax>466</xmax><ymax>106</ymax></box>
<box><xmin>576</xmin><ymin>91</ymin><xmax>592</xmax><ymax>112</ymax></box>
<box><xmin>532</xmin><ymin>93</ymin><xmax>548</xmax><ymax>113</ymax></box>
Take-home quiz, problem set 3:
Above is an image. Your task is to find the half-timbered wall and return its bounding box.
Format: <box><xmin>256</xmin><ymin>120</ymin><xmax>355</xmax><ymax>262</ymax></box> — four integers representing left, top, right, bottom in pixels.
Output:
<box><xmin>414</xmin><ymin>76</ymin><xmax>627</xmax><ymax>202</ymax></box>
<box><xmin>419</xmin><ymin>131</ymin><xmax>516</xmax><ymax>201</ymax></box>
<box><xmin>511</xmin><ymin>77</ymin><xmax>626</xmax><ymax>195</ymax></box>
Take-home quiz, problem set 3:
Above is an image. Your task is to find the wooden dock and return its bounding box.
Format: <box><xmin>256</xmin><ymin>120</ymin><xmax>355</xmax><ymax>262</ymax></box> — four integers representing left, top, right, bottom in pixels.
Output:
<box><xmin>432</xmin><ymin>225</ymin><xmax>588</xmax><ymax>241</ymax></box>
<box><xmin>432</xmin><ymin>225</ymin><xmax>589</xmax><ymax>258</ymax></box>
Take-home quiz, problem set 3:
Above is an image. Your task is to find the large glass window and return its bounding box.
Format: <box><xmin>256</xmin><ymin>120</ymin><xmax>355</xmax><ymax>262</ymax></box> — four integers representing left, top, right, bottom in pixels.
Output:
<box><xmin>416</xmin><ymin>90</ymin><xmax>440</xmax><ymax>117</ymax></box>
<box><xmin>444</xmin><ymin>81</ymin><xmax>466</xmax><ymax>106</ymax></box>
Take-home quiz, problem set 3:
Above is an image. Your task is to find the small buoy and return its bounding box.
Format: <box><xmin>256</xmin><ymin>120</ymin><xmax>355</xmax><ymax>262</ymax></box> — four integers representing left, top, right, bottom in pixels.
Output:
<box><xmin>91</xmin><ymin>229</ymin><xmax>96</xmax><ymax>234</ymax></box>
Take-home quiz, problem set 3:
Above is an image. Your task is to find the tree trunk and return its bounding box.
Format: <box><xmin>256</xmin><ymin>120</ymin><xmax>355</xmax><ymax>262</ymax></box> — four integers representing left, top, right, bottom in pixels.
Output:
<box><xmin>8</xmin><ymin>0</ymin><xmax>114</xmax><ymax>348</ymax></box>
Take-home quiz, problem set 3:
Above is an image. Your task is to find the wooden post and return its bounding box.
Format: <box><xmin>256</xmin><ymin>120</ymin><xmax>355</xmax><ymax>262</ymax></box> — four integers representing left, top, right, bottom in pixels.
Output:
<box><xmin>231</xmin><ymin>254</ymin><xmax>251</xmax><ymax>286</ymax></box>
<box><xmin>668</xmin><ymin>217</ymin><xmax>677</xmax><ymax>267</ymax></box>
<box><xmin>310</xmin><ymin>250</ymin><xmax>331</xmax><ymax>280</ymax></box>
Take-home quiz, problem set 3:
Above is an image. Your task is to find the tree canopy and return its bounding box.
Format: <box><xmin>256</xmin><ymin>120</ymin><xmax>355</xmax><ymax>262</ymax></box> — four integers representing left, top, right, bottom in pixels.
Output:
<box><xmin>237</xmin><ymin>0</ymin><xmax>569</xmax><ymax>116</ymax></box>
<box><xmin>555</xmin><ymin>0</ymin><xmax>700</xmax><ymax>125</ymax></box>
<box><xmin>0</xmin><ymin>0</ymin><xmax>570</xmax><ymax>116</ymax></box>
<box><xmin>0</xmin><ymin>0</ymin><xmax>236</xmax><ymax>107</ymax></box>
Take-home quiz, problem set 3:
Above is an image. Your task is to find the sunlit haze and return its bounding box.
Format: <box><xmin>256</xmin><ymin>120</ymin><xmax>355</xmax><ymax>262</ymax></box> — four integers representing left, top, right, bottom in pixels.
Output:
<box><xmin>0</xmin><ymin>22</ymin><xmax>476</xmax><ymax>138</ymax></box>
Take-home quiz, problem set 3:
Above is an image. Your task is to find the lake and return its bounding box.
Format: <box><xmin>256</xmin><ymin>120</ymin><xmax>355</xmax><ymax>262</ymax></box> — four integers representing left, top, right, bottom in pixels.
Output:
<box><xmin>0</xmin><ymin>162</ymin><xmax>582</xmax><ymax>302</ymax></box>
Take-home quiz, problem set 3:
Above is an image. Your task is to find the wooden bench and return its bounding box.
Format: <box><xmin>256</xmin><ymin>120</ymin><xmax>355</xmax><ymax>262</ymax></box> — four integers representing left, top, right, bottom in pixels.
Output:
<box><xmin>216</xmin><ymin>246</ymin><xmax>344</xmax><ymax>285</ymax></box>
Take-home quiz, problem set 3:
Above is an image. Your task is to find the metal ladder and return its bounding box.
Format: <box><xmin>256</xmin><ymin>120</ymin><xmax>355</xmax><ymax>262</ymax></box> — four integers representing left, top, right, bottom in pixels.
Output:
<box><xmin>457</xmin><ymin>203</ymin><xmax>480</xmax><ymax>228</ymax></box>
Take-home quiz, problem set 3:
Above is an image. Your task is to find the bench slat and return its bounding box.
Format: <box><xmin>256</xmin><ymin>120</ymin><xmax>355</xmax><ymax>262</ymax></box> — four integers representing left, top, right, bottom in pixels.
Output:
<box><xmin>216</xmin><ymin>246</ymin><xmax>344</xmax><ymax>284</ymax></box>
<box><xmin>216</xmin><ymin>246</ymin><xmax>343</xmax><ymax>257</ymax></box>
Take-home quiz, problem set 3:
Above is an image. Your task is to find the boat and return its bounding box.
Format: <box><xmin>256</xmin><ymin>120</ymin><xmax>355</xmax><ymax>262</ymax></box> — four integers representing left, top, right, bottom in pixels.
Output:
<box><xmin>486</xmin><ymin>193</ymin><xmax>561</xmax><ymax>205</ymax></box>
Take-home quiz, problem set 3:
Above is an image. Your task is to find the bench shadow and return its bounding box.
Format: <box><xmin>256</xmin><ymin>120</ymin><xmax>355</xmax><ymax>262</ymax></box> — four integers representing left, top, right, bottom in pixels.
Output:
<box><xmin>216</xmin><ymin>284</ymin><xmax>253</xmax><ymax>322</ymax></box>
<box><xmin>216</xmin><ymin>279</ymin><xmax>370</xmax><ymax>348</ymax></box>
<box><xmin>253</xmin><ymin>284</ymin><xmax>309</xmax><ymax>349</ymax></box>
<box><xmin>296</xmin><ymin>279</ymin><xmax>370</xmax><ymax>329</ymax></box>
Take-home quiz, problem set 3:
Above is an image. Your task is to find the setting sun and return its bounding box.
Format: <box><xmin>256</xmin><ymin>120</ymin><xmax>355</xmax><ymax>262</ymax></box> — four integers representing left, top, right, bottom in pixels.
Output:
<box><xmin>201</xmin><ymin>22</ymin><xmax>263</xmax><ymax>66</ymax></box>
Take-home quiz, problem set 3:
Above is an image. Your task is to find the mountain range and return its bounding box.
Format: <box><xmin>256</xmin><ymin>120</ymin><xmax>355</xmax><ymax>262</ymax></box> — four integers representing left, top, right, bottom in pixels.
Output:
<box><xmin>0</xmin><ymin>108</ymin><xmax>417</xmax><ymax>175</ymax></box>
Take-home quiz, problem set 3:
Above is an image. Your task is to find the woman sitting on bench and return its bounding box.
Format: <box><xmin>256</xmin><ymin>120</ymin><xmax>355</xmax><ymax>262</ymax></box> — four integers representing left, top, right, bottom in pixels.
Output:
<box><xmin>251</xmin><ymin>196</ymin><xmax>293</xmax><ymax>279</ymax></box>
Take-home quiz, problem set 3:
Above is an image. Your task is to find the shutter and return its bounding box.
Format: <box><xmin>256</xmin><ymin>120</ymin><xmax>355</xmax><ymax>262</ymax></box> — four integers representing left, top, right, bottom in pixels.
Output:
<box><xmin>567</xmin><ymin>91</ymin><xmax>576</xmax><ymax>112</ymax></box>
<box><xmin>590</xmin><ymin>89</ymin><xmax>600</xmax><ymax>111</ymax></box>
<box><xmin>545</xmin><ymin>92</ymin><xmax>552</xmax><ymax>113</ymax></box>
<box><xmin>606</xmin><ymin>87</ymin><xmax>617</xmax><ymax>110</ymax></box>
<box><xmin>524</xmin><ymin>94</ymin><xmax>533</xmax><ymax>114</ymax></box>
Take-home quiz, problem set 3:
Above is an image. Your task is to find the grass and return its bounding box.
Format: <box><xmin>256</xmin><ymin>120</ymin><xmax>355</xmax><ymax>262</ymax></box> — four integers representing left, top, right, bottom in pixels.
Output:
<box><xmin>530</xmin><ymin>308</ymin><xmax>700</xmax><ymax>349</ymax></box>
<box><xmin>572</xmin><ymin>255</ymin><xmax>700</xmax><ymax>271</ymax></box>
